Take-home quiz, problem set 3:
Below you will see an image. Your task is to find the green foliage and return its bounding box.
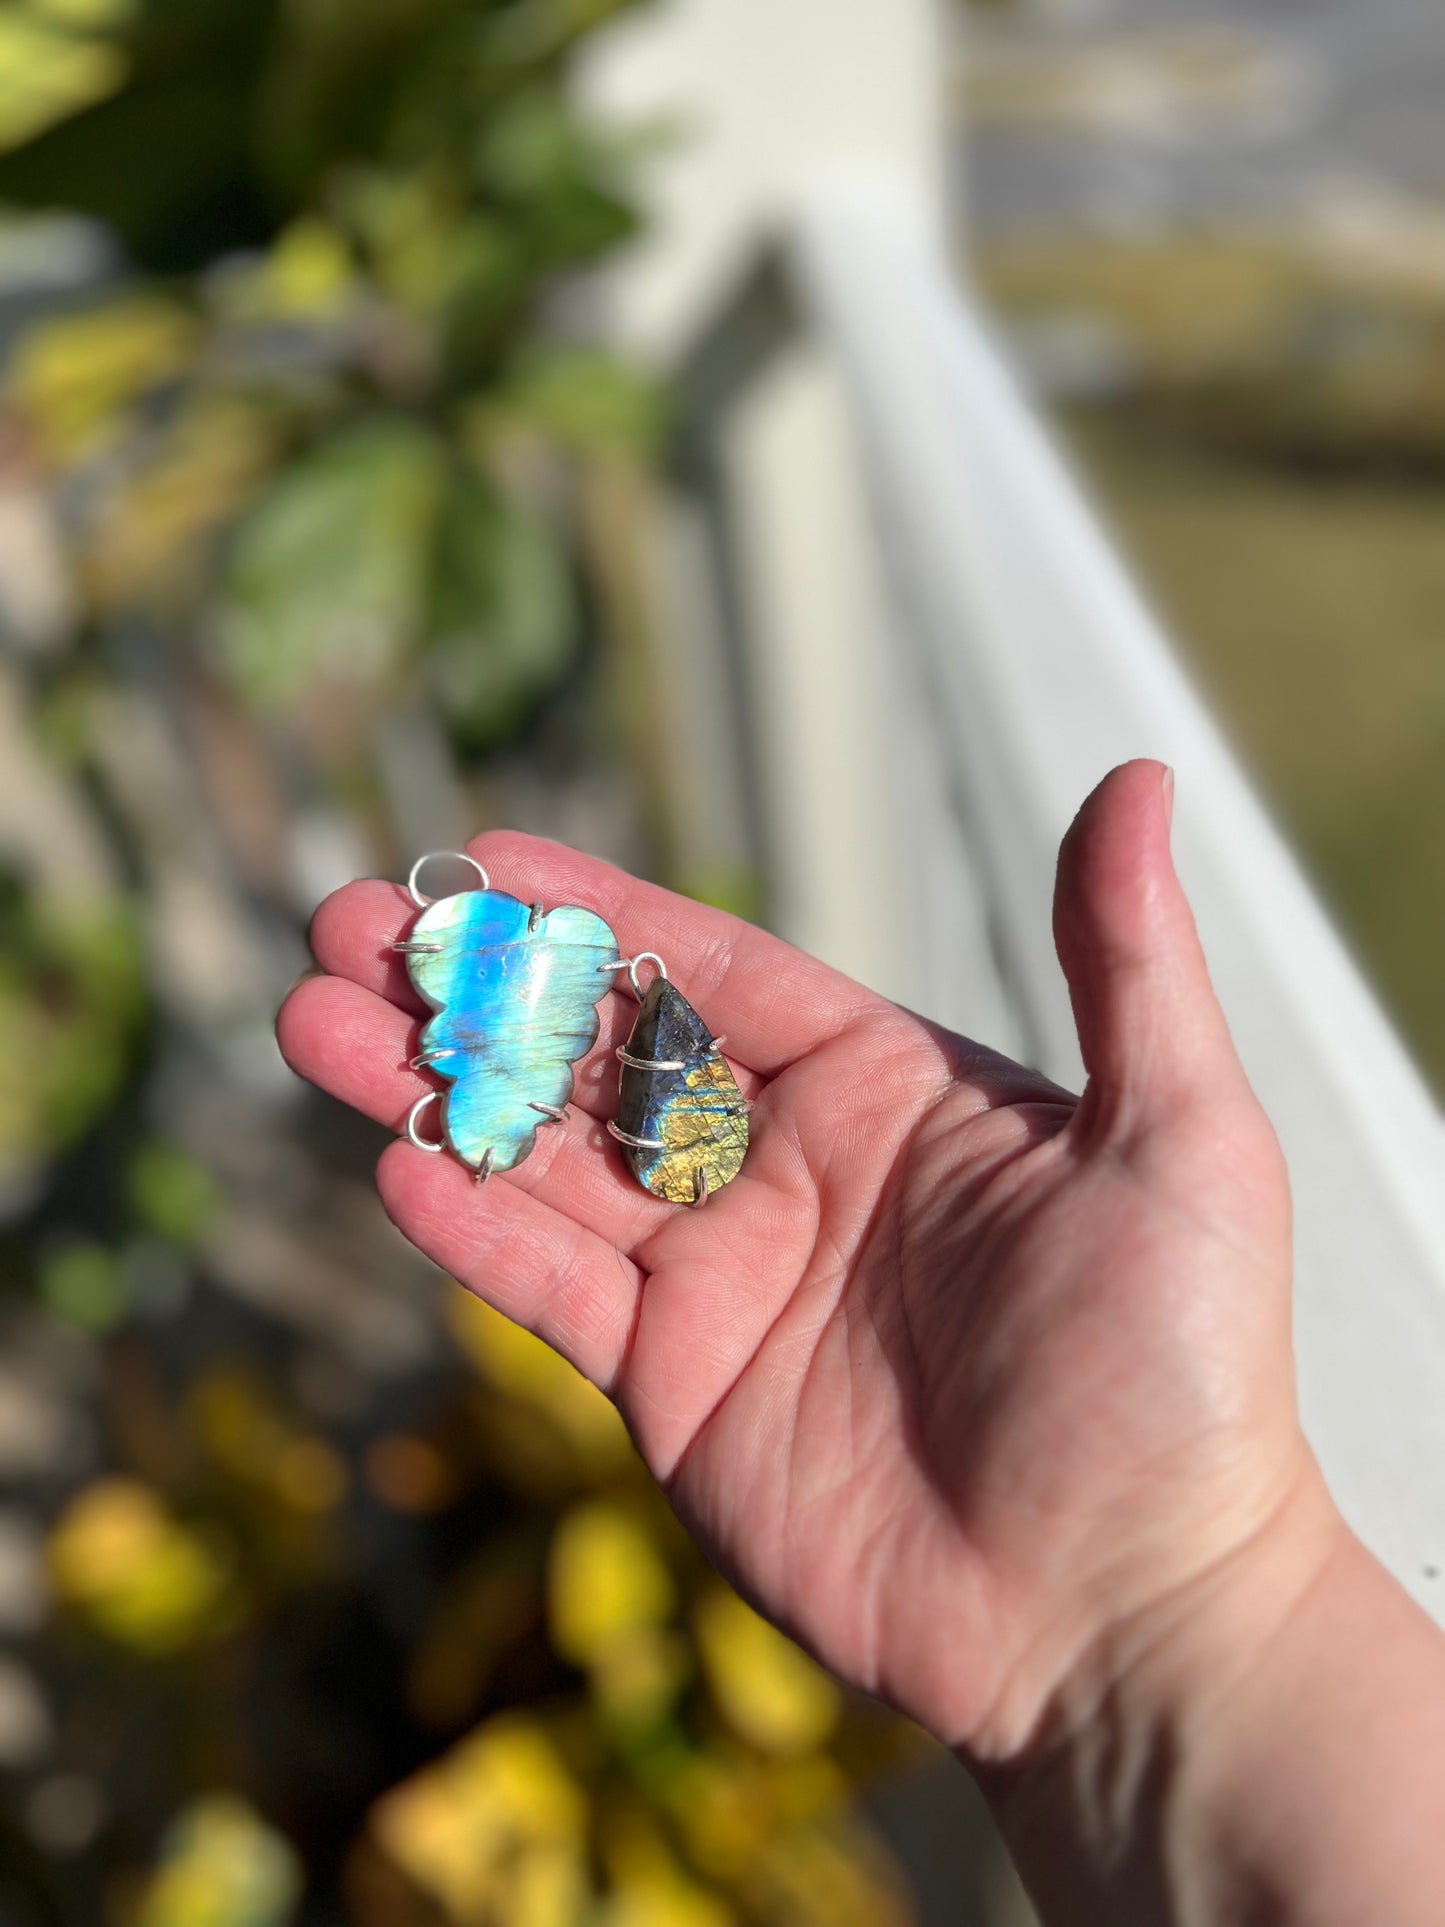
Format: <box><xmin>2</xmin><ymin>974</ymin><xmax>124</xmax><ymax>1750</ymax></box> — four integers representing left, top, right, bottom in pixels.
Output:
<box><xmin>128</xmin><ymin>1141</ymin><xmax>220</xmax><ymax>1248</ymax></box>
<box><xmin>427</xmin><ymin>477</ymin><xmax>576</xmax><ymax>748</ymax></box>
<box><xmin>40</xmin><ymin>1239</ymin><xmax>126</xmax><ymax>1330</ymax></box>
<box><xmin>0</xmin><ymin>4</ymin><xmax>130</xmax><ymax>153</ymax></box>
<box><xmin>219</xmin><ymin>420</ymin><xmax>450</xmax><ymax>711</ymax></box>
<box><xmin>0</xmin><ymin>6</ymin><xmax>915</xmax><ymax>1923</ymax></box>
<box><xmin>504</xmin><ymin>345</ymin><xmax>668</xmax><ymax>454</ymax></box>
<box><xmin>0</xmin><ymin>879</ymin><xmax>146</xmax><ymax>1174</ymax></box>
<box><xmin>2</xmin><ymin>0</ymin><xmax>661</xmax><ymax>753</ymax></box>
<box><xmin>0</xmin><ymin>0</ymin><xmax>649</xmax><ymax>274</ymax></box>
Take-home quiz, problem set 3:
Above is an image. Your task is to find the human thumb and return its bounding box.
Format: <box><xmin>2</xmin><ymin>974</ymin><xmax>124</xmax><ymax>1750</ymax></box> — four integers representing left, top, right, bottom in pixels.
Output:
<box><xmin>1053</xmin><ymin>760</ymin><xmax>1252</xmax><ymax>1139</ymax></box>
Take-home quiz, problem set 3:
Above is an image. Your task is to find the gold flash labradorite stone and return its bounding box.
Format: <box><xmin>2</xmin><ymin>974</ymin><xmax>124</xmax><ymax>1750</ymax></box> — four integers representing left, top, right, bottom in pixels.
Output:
<box><xmin>615</xmin><ymin>980</ymin><xmax>748</xmax><ymax>1204</ymax></box>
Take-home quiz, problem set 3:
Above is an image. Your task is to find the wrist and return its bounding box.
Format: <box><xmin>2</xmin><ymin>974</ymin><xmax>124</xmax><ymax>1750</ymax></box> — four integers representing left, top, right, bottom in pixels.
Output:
<box><xmin>970</xmin><ymin>1463</ymin><xmax>1355</xmax><ymax>1921</ymax></box>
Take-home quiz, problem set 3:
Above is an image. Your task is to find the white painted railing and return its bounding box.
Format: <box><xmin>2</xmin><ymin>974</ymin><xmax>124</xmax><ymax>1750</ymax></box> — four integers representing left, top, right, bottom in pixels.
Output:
<box><xmin>652</xmin><ymin>176</ymin><xmax>1445</xmax><ymax>1624</ymax></box>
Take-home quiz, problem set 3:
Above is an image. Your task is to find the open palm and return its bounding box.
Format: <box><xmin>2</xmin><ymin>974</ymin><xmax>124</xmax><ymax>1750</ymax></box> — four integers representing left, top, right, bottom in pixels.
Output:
<box><xmin>278</xmin><ymin>760</ymin><xmax>1323</xmax><ymax>1760</ymax></box>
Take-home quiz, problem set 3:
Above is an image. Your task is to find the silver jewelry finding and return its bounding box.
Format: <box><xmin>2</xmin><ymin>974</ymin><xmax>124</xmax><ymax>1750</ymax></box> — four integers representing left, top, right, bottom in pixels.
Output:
<box><xmin>615</xmin><ymin>1045</ymin><xmax>685</xmax><ymax>1072</ymax></box>
<box><xmin>408</xmin><ymin>851</ymin><xmax>489</xmax><ymax>911</ymax></box>
<box><xmin>597</xmin><ymin>951</ymin><xmax>669</xmax><ymax>1000</ymax></box>
<box><xmin>606</xmin><ymin>1118</ymin><xmax>665</xmax><ymax>1151</ymax></box>
<box><xmin>407</xmin><ymin>1092</ymin><xmax>445</xmax><ymax>1152</ymax></box>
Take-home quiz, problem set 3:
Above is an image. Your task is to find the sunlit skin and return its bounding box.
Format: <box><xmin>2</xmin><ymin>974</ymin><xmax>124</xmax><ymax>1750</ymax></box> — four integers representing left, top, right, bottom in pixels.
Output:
<box><xmin>278</xmin><ymin>759</ymin><xmax>1445</xmax><ymax>1925</ymax></box>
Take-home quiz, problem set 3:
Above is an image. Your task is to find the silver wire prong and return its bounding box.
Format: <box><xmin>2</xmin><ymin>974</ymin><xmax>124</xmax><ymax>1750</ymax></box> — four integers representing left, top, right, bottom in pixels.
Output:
<box><xmin>692</xmin><ymin>1166</ymin><xmax>710</xmax><ymax>1208</ymax></box>
<box><xmin>409</xmin><ymin>1048</ymin><xmax>457</xmax><ymax>1071</ymax></box>
<box><xmin>473</xmin><ymin>1147</ymin><xmax>495</xmax><ymax>1183</ymax></box>
<box><xmin>530</xmin><ymin>1101</ymin><xmax>567</xmax><ymax>1124</ymax></box>
<box><xmin>615</xmin><ymin>1046</ymin><xmax>686</xmax><ymax>1072</ymax></box>
<box><xmin>527</xmin><ymin>902</ymin><xmax>545</xmax><ymax>934</ymax></box>
<box><xmin>391</xmin><ymin>940</ymin><xmax>445</xmax><ymax>955</ymax></box>
<box><xmin>606</xmin><ymin>1119</ymin><xmax>665</xmax><ymax>1151</ymax></box>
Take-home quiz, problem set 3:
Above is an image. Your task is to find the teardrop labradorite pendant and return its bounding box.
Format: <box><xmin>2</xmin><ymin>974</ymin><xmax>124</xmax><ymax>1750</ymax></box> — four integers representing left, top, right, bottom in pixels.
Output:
<box><xmin>612</xmin><ymin>980</ymin><xmax>748</xmax><ymax>1205</ymax></box>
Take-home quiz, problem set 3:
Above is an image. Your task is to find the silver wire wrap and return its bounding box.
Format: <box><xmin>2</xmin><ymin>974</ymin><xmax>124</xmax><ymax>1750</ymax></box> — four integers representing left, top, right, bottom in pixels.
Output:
<box><xmin>597</xmin><ymin>951</ymin><xmax>668</xmax><ymax>1000</ymax></box>
<box><xmin>407</xmin><ymin>851</ymin><xmax>489</xmax><ymax>910</ymax></box>
<box><xmin>692</xmin><ymin>1167</ymin><xmax>710</xmax><ymax>1208</ymax></box>
<box><xmin>529</xmin><ymin>1102</ymin><xmax>567</xmax><ymax>1124</ymax></box>
<box><xmin>473</xmin><ymin>1148</ymin><xmax>495</xmax><ymax>1183</ymax></box>
<box><xmin>410</xmin><ymin>1048</ymin><xmax>456</xmax><ymax>1070</ymax></box>
<box><xmin>615</xmin><ymin>1045</ymin><xmax>685</xmax><ymax>1072</ymax></box>
<box><xmin>606</xmin><ymin>1119</ymin><xmax>665</xmax><ymax>1151</ymax></box>
<box><xmin>406</xmin><ymin>1092</ymin><xmax>445</xmax><ymax>1153</ymax></box>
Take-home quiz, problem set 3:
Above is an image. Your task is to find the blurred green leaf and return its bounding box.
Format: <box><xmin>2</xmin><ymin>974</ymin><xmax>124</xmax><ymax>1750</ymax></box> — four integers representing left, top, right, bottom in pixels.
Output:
<box><xmin>41</xmin><ymin>1240</ymin><xmax>126</xmax><ymax>1331</ymax></box>
<box><xmin>218</xmin><ymin>417</ymin><xmax>447</xmax><ymax>711</ymax></box>
<box><xmin>504</xmin><ymin>348</ymin><xmax>667</xmax><ymax>454</ymax></box>
<box><xmin>0</xmin><ymin>885</ymin><xmax>146</xmax><ymax>1169</ymax></box>
<box><xmin>30</xmin><ymin>0</ymin><xmax>137</xmax><ymax>28</ymax></box>
<box><xmin>476</xmin><ymin>0</ymin><xmax>649</xmax><ymax>82</ymax></box>
<box><xmin>130</xmin><ymin>1142</ymin><xmax>221</xmax><ymax>1249</ymax></box>
<box><xmin>473</xmin><ymin>84</ymin><xmax>641</xmax><ymax>263</ymax></box>
<box><xmin>427</xmin><ymin>474</ymin><xmax>575</xmax><ymax>747</ymax></box>
<box><xmin>475</xmin><ymin>86</ymin><xmax>595</xmax><ymax>202</ymax></box>
<box><xmin>0</xmin><ymin>8</ymin><xmax>129</xmax><ymax>152</ymax></box>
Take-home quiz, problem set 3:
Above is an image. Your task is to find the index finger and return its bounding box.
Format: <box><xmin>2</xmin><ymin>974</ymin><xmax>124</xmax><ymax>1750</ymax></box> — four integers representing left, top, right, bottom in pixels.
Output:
<box><xmin>468</xmin><ymin>830</ymin><xmax>883</xmax><ymax>1077</ymax></box>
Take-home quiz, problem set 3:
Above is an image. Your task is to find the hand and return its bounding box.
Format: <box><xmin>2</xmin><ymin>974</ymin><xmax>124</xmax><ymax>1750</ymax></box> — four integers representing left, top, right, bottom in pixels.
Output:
<box><xmin>276</xmin><ymin>759</ymin><xmax>1338</xmax><ymax>1762</ymax></box>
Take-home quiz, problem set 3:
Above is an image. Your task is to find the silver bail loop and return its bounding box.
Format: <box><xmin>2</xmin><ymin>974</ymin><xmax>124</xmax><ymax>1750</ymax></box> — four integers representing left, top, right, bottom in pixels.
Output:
<box><xmin>407</xmin><ymin>851</ymin><xmax>489</xmax><ymax>910</ymax></box>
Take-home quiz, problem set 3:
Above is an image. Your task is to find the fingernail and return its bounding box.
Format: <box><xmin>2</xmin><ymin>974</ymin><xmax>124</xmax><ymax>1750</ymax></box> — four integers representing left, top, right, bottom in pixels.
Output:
<box><xmin>1161</xmin><ymin>764</ymin><xmax>1175</xmax><ymax>833</ymax></box>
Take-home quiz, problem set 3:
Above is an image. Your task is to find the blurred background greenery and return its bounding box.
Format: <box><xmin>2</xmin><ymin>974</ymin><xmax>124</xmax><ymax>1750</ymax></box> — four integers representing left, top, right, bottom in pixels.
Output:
<box><xmin>0</xmin><ymin>2</ymin><xmax>923</xmax><ymax>1921</ymax></box>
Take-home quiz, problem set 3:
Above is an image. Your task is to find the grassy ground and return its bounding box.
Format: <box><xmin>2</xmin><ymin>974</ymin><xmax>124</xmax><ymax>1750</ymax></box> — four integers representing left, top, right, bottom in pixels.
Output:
<box><xmin>1063</xmin><ymin>415</ymin><xmax>1445</xmax><ymax>1094</ymax></box>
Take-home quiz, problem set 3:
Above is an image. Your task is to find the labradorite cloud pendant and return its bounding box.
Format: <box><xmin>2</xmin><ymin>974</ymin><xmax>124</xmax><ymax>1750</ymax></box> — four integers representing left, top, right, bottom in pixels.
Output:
<box><xmin>396</xmin><ymin>853</ymin><xmax>616</xmax><ymax>1179</ymax></box>
<box><xmin>607</xmin><ymin>962</ymin><xmax>748</xmax><ymax>1207</ymax></box>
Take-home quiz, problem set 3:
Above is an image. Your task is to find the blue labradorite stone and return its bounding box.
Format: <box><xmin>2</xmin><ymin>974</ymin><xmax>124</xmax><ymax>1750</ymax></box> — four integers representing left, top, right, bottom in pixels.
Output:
<box><xmin>615</xmin><ymin>980</ymin><xmax>748</xmax><ymax>1204</ymax></box>
<box><xmin>407</xmin><ymin>889</ymin><xmax>616</xmax><ymax>1174</ymax></box>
